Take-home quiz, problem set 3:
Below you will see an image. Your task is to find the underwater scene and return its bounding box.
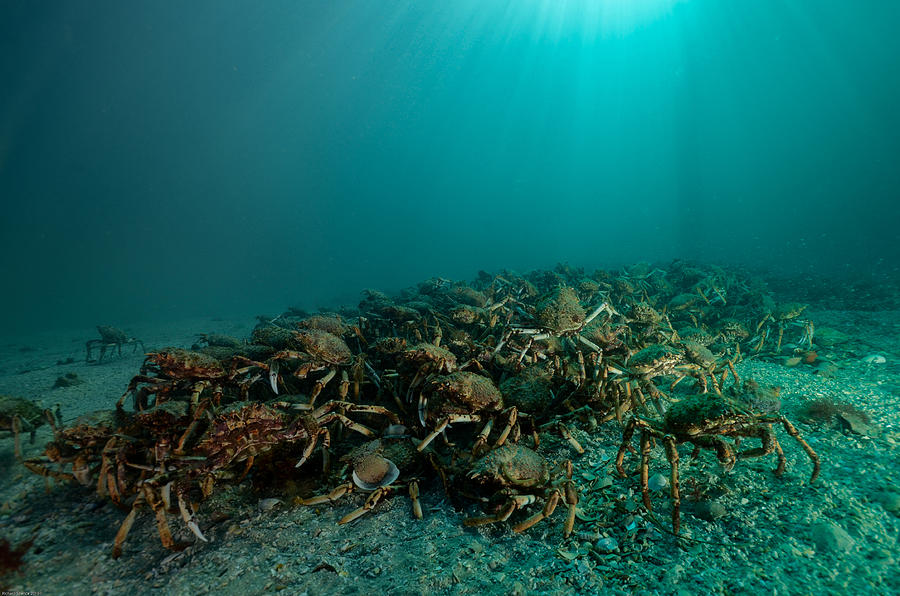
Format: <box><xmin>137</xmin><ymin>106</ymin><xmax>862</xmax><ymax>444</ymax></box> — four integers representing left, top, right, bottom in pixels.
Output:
<box><xmin>1</xmin><ymin>1</ymin><xmax>899</xmax><ymax>594</ymax></box>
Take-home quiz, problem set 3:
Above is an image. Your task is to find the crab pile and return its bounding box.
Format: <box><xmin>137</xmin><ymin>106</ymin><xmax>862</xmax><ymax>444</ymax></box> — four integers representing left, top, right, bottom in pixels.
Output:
<box><xmin>17</xmin><ymin>261</ymin><xmax>824</xmax><ymax>557</ymax></box>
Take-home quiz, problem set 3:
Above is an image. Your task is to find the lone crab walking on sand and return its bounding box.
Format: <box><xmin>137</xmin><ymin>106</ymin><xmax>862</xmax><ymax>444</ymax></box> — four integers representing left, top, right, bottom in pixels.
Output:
<box><xmin>616</xmin><ymin>393</ymin><xmax>820</xmax><ymax>534</ymax></box>
<box><xmin>86</xmin><ymin>325</ymin><xmax>145</xmax><ymax>363</ymax></box>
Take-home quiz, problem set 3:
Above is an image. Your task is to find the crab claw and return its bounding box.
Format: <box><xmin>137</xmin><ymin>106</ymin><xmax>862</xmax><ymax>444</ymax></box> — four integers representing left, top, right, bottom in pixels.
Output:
<box><xmin>178</xmin><ymin>494</ymin><xmax>208</xmax><ymax>543</ymax></box>
<box><xmin>269</xmin><ymin>361</ymin><xmax>280</xmax><ymax>394</ymax></box>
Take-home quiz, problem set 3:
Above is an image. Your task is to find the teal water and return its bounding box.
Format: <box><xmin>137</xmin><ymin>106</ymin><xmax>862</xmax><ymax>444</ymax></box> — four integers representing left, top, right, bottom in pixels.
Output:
<box><xmin>0</xmin><ymin>1</ymin><xmax>898</xmax><ymax>334</ymax></box>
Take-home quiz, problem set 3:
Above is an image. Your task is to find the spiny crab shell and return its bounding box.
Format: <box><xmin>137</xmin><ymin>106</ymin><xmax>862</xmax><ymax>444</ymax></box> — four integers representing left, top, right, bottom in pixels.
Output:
<box><xmin>297</xmin><ymin>314</ymin><xmax>358</xmax><ymax>338</ymax></box>
<box><xmin>628</xmin><ymin>344</ymin><xmax>683</xmax><ymax>376</ymax></box>
<box><xmin>422</xmin><ymin>372</ymin><xmax>503</xmax><ymax>421</ymax></box>
<box><xmin>292</xmin><ymin>329</ymin><xmax>352</xmax><ymax>365</ymax></box>
<box><xmin>144</xmin><ymin>349</ymin><xmax>226</xmax><ymax>379</ymax></box>
<box><xmin>773</xmin><ymin>302</ymin><xmax>808</xmax><ymax>321</ymax></box>
<box><xmin>0</xmin><ymin>395</ymin><xmax>44</xmax><ymax>431</ymax></box>
<box><xmin>680</xmin><ymin>340</ymin><xmax>717</xmax><ymax>368</ymax></box>
<box><xmin>401</xmin><ymin>343</ymin><xmax>457</xmax><ymax>370</ymax></box>
<box><xmin>467</xmin><ymin>443</ymin><xmax>549</xmax><ymax>490</ymax></box>
<box><xmin>536</xmin><ymin>286</ymin><xmax>586</xmax><ymax>334</ymax></box>
<box><xmin>663</xmin><ymin>393</ymin><xmax>748</xmax><ymax>434</ymax></box>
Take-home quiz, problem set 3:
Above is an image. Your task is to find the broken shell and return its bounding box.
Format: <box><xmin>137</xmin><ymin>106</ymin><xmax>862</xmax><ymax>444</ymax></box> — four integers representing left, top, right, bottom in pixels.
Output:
<box><xmin>383</xmin><ymin>424</ymin><xmax>409</xmax><ymax>438</ymax></box>
<box><xmin>351</xmin><ymin>455</ymin><xmax>400</xmax><ymax>492</ymax></box>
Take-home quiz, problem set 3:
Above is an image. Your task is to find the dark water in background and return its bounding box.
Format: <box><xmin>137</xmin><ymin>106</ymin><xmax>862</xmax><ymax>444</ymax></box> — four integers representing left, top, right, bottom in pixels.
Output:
<box><xmin>1</xmin><ymin>0</ymin><xmax>898</xmax><ymax>336</ymax></box>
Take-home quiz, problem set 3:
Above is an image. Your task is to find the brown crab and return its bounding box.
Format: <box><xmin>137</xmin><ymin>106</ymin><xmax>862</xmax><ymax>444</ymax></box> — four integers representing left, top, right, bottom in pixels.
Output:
<box><xmin>267</xmin><ymin>329</ymin><xmax>357</xmax><ymax>404</ymax></box>
<box><xmin>674</xmin><ymin>340</ymin><xmax>740</xmax><ymax>395</ymax></box>
<box><xmin>754</xmin><ymin>302</ymin><xmax>810</xmax><ymax>353</ymax></box>
<box><xmin>397</xmin><ymin>342</ymin><xmax>458</xmax><ymax>402</ymax></box>
<box><xmin>1</xmin><ymin>395</ymin><xmax>45</xmax><ymax>457</ymax></box>
<box><xmin>111</xmin><ymin>398</ymin><xmax>398</xmax><ymax>558</ymax></box>
<box><xmin>615</xmin><ymin>393</ymin><xmax>820</xmax><ymax>533</ymax></box>
<box><xmin>119</xmin><ymin>349</ymin><xmax>257</xmax><ymax>411</ymax></box>
<box><xmin>416</xmin><ymin>371</ymin><xmax>514</xmax><ymax>455</ymax></box>
<box><xmin>22</xmin><ymin>409</ymin><xmax>137</xmax><ymax>490</ymax></box>
<box><xmin>457</xmin><ymin>443</ymin><xmax>578</xmax><ymax>537</ymax></box>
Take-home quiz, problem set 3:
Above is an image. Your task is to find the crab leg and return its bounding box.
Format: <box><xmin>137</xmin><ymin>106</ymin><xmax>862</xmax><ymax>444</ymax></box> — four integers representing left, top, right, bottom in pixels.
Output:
<box><xmin>143</xmin><ymin>485</ymin><xmax>180</xmax><ymax>552</ymax></box>
<box><xmin>615</xmin><ymin>417</ymin><xmax>639</xmax><ymax>477</ymax></box>
<box><xmin>776</xmin><ymin>417</ymin><xmax>820</xmax><ymax>482</ymax></box>
<box><xmin>495</xmin><ymin>407</ymin><xmax>518</xmax><ymax>448</ymax></box>
<box><xmin>112</xmin><ymin>492</ymin><xmax>144</xmax><ymax>559</ymax></box>
<box><xmin>563</xmin><ymin>480</ymin><xmax>578</xmax><ymax>538</ymax></box>
<box><xmin>11</xmin><ymin>415</ymin><xmax>23</xmax><ymax>461</ymax></box>
<box><xmin>409</xmin><ymin>480</ymin><xmax>423</xmax><ymax>519</ymax></box>
<box><xmin>339</xmin><ymin>486</ymin><xmax>395</xmax><ymax>524</ymax></box>
<box><xmin>465</xmin><ymin>495</ymin><xmax>535</xmax><ymax>527</ymax></box>
<box><xmin>471</xmin><ymin>419</ymin><xmax>494</xmax><ymax>457</ymax></box>
<box><xmin>512</xmin><ymin>490</ymin><xmax>560</xmax><ymax>533</ymax></box>
<box><xmin>295</xmin><ymin>428</ymin><xmax>329</xmax><ymax>468</ymax></box>
<box><xmin>308</xmin><ymin>368</ymin><xmax>337</xmax><ymax>405</ymax></box>
<box><xmin>417</xmin><ymin>414</ymin><xmax>482</xmax><ymax>452</ymax></box>
<box><xmin>640</xmin><ymin>431</ymin><xmax>652</xmax><ymax>510</ymax></box>
<box><xmin>178</xmin><ymin>492</ymin><xmax>208</xmax><ymax>543</ymax></box>
<box><xmin>297</xmin><ymin>481</ymin><xmax>354</xmax><ymax>507</ymax></box>
<box><xmin>663</xmin><ymin>436</ymin><xmax>682</xmax><ymax>534</ymax></box>
<box><xmin>557</xmin><ymin>422</ymin><xmax>584</xmax><ymax>454</ymax></box>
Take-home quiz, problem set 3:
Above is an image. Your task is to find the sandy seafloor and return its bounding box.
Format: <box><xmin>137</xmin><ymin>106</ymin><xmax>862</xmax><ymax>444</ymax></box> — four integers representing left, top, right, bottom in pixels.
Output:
<box><xmin>1</xmin><ymin>310</ymin><xmax>899</xmax><ymax>595</ymax></box>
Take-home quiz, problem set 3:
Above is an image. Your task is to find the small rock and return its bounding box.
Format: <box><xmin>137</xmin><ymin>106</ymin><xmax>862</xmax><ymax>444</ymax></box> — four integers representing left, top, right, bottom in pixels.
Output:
<box><xmin>838</xmin><ymin>412</ymin><xmax>880</xmax><ymax>437</ymax></box>
<box><xmin>258</xmin><ymin>498</ymin><xmax>281</xmax><ymax>512</ymax></box>
<box><xmin>783</xmin><ymin>356</ymin><xmax>802</xmax><ymax>367</ymax></box>
<box><xmin>815</xmin><ymin>327</ymin><xmax>848</xmax><ymax>347</ymax></box>
<box><xmin>811</xmin><ymin>521</ymin><xmax>855</xmax><ymax>553</ymax></box>
<box><xmin>813</xmin><ymin>361</ymin><xmax>839</xmax><ymax>378</ymax></box>
<box><xmin>648</xmin><ymin>473</ymin><xmax>668</xmax><ymax>492</ymax></box>
<box><xmin>52</xmin><ymin>373</ymin><xmax>83</xmax><ymax>388</ymax></box>
<box><xmin>693</xmin><ymin>501</ymin><xmax>727</xmax><ymax>522</ymax></box>
<box><xmin>877</xmin><ymin>492</ymin><xmax>900</xmax><ymax>515</ymax></box>
<box><xmin>595</xmin><ymin>537</ymin><xmax>618</xmax><ymax>553</ymax></box>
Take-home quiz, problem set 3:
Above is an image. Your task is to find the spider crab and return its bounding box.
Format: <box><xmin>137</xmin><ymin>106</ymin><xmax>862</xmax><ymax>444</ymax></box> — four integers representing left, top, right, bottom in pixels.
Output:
<box><xmin>265</xmin><ymin>328</ymin><xmax>365</xmax><ymax>404</ymax></box>
<box><xmin>415</xmin><ymin>371</ymin><xmax>515</xmax><ymax>456</ymax></box>
<box><xmin>111</xmin><ymin>398</ymin><xmax>398</xmax><ymax>558</ymax></box>
<box><xmin>615</xmin><ymin>393</ymin><xmax>821</xmax><ymax>533</ymax></box>
<box><xmin>298</xmin><ymin>431</ymin><xmax>426</xmax><ymax>524</ymax></box>
<box><xmin>119</xmin><ymin>348</ymin><xmax>264</xmax><ymax>411</ymax></box>
<box><xmin>86</xmin><ymin>325</ymin><xmax>145</xmax><ymax>363</ymax></box>
<box><xmin>454</xmin><ymin>443</ymin><xmax>578</xmax><ymax>537</ymax></box>
<box><xmin>1</xmin><ymin>395</ymin><xmax>45</xmax><ymax>457</ymax></box>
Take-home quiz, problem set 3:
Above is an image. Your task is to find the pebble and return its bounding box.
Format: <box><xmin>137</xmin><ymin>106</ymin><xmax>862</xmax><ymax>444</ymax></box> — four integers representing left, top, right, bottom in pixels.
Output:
<box><xmin>693</xmin><ymin>501</ymin><xmax>727</xmax><ymax>522</ymax></box>
<box><xmin>258</xmin><ymin>498</ymin><xmax>281</xmax><ymax>512</ymax></box>
<box><xmin>838</xmin><ymin>412</ymin><xmax>880</xmax><ymax>437</ymax></box>
<box><xmin>813</xmin><ymin>361</ymin><xmax>839</xmax><ymax>378</ymax></box>
<box><xmin>648</xmin><ymin>473</ymin><xmax>668</xmax><ymax>492</ymax></box>
<box><xmin>877</xmin><ymin>491</ymin><xmax>900</xmax><ymax>515</ymax></box>
<box><xmin>810</xmin><ymin>521</ymin><xmax>855</xmax><ymax>553</ymax></box>
<box><xmin>595</xmin><ymin>537</ymin><xmax>619</xmax><ymax>553</ymax></box>
<box><xmin>862</xmin><ymin>354</ymin><xmax>886</xmax><ymax>365</ymax></box>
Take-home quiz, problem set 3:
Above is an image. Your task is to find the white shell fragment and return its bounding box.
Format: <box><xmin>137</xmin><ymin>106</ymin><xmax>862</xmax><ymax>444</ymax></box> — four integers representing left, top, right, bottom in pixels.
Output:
<box><xmin>862</xmin><ymin>354</ymin><xmax>887</xmax><ymax>365</ymax></box>
<box><xmin>352</xmin><ymin>456</ymin><xmax>400</xmax><ymax>492</ymax></box>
